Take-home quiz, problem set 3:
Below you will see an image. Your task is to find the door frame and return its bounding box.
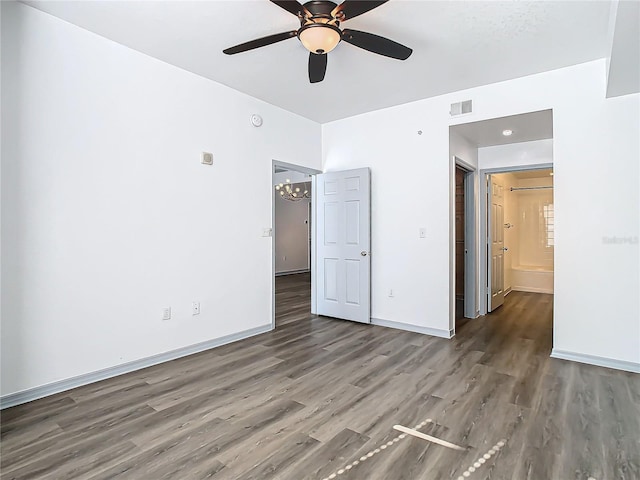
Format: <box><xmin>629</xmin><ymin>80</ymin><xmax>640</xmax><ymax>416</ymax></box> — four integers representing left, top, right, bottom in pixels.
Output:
<box><xmin>450</xmin><ymin>156</ymin><xmax>477</xmax><ymax>335</ymax></box>
<box><xmin>479</xmin><ymin>163</ymin><xmax>553</xmax><ymax>315</ymax></box>
<box><xmin>271</xmin><ymin>160</ymin><xmax>322</xmax><ymax>330</ymax></box>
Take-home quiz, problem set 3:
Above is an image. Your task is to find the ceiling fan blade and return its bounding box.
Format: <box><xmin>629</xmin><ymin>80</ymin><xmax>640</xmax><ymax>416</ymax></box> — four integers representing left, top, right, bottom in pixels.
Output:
<box><xmin>309</xmin><ymin>52</ymin><xmax>327</xmax><ymax>83</ymax></box>
<box><xmin>341</xmin><ymin>29</ymin><xmax>412</xmax><ymax>60</ymax></box>
<box><xmin>270</xmin><ymin>0</ymin><xmax>308</xmax><ymax>17</ymax></box>
<box><xmin>332</xmin><ymin>1</ymin><xmax>388</xmax><ymax>21</ymax></box>
<box><xmin>223</xmin><ymin>31</ymin><xmax>298</xmax><ymax>55</ymax></box>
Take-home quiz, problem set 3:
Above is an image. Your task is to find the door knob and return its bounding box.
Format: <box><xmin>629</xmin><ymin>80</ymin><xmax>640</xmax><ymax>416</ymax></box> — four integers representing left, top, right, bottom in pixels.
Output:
<box><xmin>502</xmin><ymin>247</ymin><xmax>509</xmax><ymax>251</ymax></box>
<box><xmin>361</xmin><ymin>251</ymin><xmax>369</xmax><ymax>256</ymax></box>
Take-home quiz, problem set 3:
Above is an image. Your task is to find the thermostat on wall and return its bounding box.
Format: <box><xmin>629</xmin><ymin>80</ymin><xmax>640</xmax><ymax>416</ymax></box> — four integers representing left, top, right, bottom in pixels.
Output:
<box><xmin>250</xmin><ymin>114</ymin><xmax>263</xmax><ymax>127</ymax></box>
<box><xmin>201</xmin><ymin>152</ymin><xmax>213</xmax><ymax>165</ymax></box>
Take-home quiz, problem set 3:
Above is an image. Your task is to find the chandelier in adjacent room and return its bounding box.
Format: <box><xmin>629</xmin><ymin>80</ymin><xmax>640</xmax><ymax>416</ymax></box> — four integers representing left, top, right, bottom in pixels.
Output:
<box><xmin>275</xmin><ymin>179</ymin><xmax>310</xmax><ymax>201</ymax></box>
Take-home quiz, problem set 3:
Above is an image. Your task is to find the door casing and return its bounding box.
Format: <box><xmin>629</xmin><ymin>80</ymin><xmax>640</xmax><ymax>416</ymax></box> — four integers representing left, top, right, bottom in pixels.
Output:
<box><xmin>488</xmin><ymin>174</ymin><xmax>506</xmax><ymax>311</ymax></box>
<box><xmin>450</xmin><ymin>156</ymin><xmax>477</xmax><ymax>335</ymax></box>
<box><xmin>478</xmin><ymin>163</ymin><xmax>553</xmax><ymax>315</ymax></box>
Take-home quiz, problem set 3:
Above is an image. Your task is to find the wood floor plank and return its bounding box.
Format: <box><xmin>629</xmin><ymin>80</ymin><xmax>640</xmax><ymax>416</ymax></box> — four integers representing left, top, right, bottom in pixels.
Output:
<box><xmin>1</xmin><ymin>273</ymin><xmax>638</xmax><ymax>480</ymax></box>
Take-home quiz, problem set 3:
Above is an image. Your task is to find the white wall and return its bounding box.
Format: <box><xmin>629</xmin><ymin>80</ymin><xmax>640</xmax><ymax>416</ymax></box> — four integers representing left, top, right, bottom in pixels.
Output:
<box><xmin>0</xmin><ymin>2</ymin><xmax>322</xmax><ymax>397</ymax></box>
<box><xmin>323</xmin><ymin>59</ymin><xmax>639</xmax><ymax>368</ymax></box>
<box><xmin>274</xmin><ymin>171</ymin><xmax>311</xmax><ymax>274</ymax></box>
<box><xmin>478</xmin><ymin>139</ymin><xmax>554</xmax><ymax>170</ymax></box>
<box><xmin>450</xmin><ymin>130</ymin><xmax>479</xmax><ymax>168</ymax></box>
<box><xmin>275</xmin><ymin>194</ymin><xmax>310</xmax><ymax>274</ymax></box>
<box><xmin>514</xmin><ymin>177</ymin><xmax>554</xmax><ymax>269</ymax></box>
<box><xmin>500</xmin><ymin>173</ymin><xmax>519</xmax><ymax>292</ymax></box>
<box><xmin>606</xmin><ymin>0</ymin><xmax>640</xmax><ymax>98</ymax></box>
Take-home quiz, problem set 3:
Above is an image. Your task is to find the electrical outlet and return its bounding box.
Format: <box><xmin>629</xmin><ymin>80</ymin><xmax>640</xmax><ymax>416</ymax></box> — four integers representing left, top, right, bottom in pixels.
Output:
<box><xmin>192</xmin><ymin>302</ymin><xmax>200</xmax><ymax>315</ymax></box>
<box><xmin>162</xmin><ymin>307</ymin><xmax>171</xmax><ymax>321</ymax></box>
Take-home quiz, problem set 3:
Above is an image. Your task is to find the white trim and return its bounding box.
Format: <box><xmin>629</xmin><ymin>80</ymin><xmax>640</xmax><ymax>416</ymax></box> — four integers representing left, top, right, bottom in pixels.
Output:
<box><xmin>371</xmin><ymin>318</ymin><xmax>453</xmax><ymax>339</ymax></box>
<box><xmin>551</xmin><ymin>349</ymin><xmax>640</xmax><ymax>373</ymax></box>
<box><xmin>311</xmin><ymin>175</ymin><xmax>317</xmax><ymax>315</ymax></box>
<box><xmin>0</xmin><ymin>324</ymin><xmax>272</xmax><ymax>410</ymax></box>
<box><xmin>512</xmin><ymin>286</ymin><xmax>554</xmax><ymax>294</ymax></box>
<box><xmin>450</xmin><ymin>156</ymin><xmax>477</xmax><ymax>336</ymax></box>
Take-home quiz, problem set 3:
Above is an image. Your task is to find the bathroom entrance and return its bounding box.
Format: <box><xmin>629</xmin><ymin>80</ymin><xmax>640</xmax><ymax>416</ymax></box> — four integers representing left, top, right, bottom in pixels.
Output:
<box><xmin>486</xmin><ymin>168</ymin><xmax>554</xmax><ymax>312</ymax></box>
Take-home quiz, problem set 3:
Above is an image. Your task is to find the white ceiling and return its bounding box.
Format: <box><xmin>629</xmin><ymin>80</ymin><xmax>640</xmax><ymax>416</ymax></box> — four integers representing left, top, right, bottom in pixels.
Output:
<box><xmin>25</xmin><ymin>0</ymin><xmax>612</xmax><ymax>123</ymax></box>
<box><xmin>451</xmin><ymin>109</ymin><xmax>553</xmax><ymax>148</ymax></box>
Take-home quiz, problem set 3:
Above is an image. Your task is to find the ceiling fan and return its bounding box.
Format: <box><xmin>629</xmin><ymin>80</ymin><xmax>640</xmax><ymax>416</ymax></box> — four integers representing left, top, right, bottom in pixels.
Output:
<box><xmin>223</xmin><ymin>0</ymin><xmax>412</xmax><ymax>83</ymax></box>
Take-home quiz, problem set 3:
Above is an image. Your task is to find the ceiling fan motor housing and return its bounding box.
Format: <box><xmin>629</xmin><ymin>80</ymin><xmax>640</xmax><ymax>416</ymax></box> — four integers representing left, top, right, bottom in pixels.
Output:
<box><xmin>297</xmin><ymin>1</ymin><xmax>342</xmax><ymax>54</ymax></box>
<box><xmin>303</xmin><ymin>1</ymin><xmax>339</xmax><ymax>17</ymax></box>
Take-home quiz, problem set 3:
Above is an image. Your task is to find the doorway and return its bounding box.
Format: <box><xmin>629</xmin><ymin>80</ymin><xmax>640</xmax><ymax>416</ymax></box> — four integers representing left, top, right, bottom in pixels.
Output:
<box><xmin>450</xmin><ymin>155</ymin><xmax>477</xmax><ymax>335</ymax></box>
<box><xmin>272</xmin><ymin>161</ymin><xmax>321</xmax><ymax>328</ymax></box>
<box><xmin>454</xmin><ymin>162</ymin><xmax>475</xmax><ymax>329</ymax></box>
<box><xmin>449</xmin><ymin>108</ymin><xmax>554</xmax><ymax>320</ymax></box>
<box><xmin>483</xmin><ymin>167</ymin><xmax>555</xmax><ymax>313</ymax></box>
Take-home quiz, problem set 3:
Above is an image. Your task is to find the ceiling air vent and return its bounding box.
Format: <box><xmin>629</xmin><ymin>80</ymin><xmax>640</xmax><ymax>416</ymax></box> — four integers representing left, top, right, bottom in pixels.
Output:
<box><xmin>450</xmin><ymin>100</ymin><xmax>472</xmax><ymax>116</ymax></box>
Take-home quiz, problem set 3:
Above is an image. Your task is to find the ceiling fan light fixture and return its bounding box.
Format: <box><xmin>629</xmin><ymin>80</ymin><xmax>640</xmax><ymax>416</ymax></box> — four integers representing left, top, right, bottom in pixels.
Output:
<box><xmin>298</xmin><ymin>23</ymin><xmax>341</xmax><ymax>54</ymax></box>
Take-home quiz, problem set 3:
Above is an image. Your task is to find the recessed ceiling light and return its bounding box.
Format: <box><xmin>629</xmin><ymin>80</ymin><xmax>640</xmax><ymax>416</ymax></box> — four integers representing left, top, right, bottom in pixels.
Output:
<box><xmin>502</xmin><ymin>129</ymin><xmax>513</xmax><ymax>136</ymax></box>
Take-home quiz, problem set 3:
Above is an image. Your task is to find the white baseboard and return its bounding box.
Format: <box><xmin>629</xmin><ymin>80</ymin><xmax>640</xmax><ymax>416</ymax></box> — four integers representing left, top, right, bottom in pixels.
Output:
<box><xmin>0</xmin><ymin>324</ymin><xmax>273</xmax><ymax>410</ymax></box>
<box><xmin>275</xmin><ymin>269</ymin><xmax>310</xmax><ymax>276</ymax></box>
<box><xmin>371</xmin><ymin>318</ymin><xmax>453</xmax><ymax>339</ymax></box>
<box><xmin>551</xmin><ymin>349</ymin><xmax>640</xmax><ymax>374</ymax></box>
<box><xmin>512</xmin><ymin>286</ymin><xmax>554</xmax><ymax>294</ymax></box>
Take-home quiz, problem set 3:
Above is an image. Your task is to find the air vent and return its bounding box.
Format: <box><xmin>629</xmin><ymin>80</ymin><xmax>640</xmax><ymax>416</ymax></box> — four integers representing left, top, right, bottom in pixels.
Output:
<box><xmin>450</xmin><ymin>100</ymin><xmax>472</xmax><ymax>116</ymax></box>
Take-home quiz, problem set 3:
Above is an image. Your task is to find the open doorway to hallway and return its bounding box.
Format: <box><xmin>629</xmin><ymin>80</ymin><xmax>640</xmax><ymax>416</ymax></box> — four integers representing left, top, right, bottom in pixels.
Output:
<box><xmin>449</xmin><ymin>109</ymin><xmax>554</xmax><ymax>341</ymax></box>
<box><xmin>272</xmin><ymin>162</ymin><xmax>320</xmax><ymax>327</ymax></box>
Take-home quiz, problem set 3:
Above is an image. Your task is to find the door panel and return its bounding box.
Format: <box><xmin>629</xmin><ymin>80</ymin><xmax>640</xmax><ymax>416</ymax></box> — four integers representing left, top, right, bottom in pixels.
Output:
<box><xmin>489</xmin><ymin>176</ymin><xmax>505</xmax><ymax>311</ymax></box>
<box><xmin>345</xmin><ymin>201</ymin><xmax>360</xmax><ymax>244</ymax></box>
<box><xmin>345</xmin><ymin>260</ymin><xmax>360</xmax><ymax>305</ymax></box>
<box><xmin>324</xmin><ymin>258</ymin><xmax>339</xmax><ymax>302</ymax></box>
<box><xmin>316</xmin><ymin>168</ymin><xmax>371</xmax><ymax>323</ymax></box>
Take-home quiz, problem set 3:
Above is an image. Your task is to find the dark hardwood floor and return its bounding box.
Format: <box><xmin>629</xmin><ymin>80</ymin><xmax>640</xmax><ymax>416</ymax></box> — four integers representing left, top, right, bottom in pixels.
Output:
<box><xmin>2</xmin><ymin>275</ymin><xmax>639</xmax><ymax>479</ymax></box>
<box><xmin>275</xmin><ymin>272</ymin><xmax>312</xmax><ymax>327</ymax></box>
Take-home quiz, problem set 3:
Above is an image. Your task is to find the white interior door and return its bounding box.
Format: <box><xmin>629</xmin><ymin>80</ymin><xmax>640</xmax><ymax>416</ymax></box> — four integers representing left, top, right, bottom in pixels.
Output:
<box><xmin>315</xmin><ymin>168</ymin><xmax>371</xmax><ymax>323</ymax></box>
<box><xmin>489</xmin><ymin>175</ymin><xmax>505</xmax><ymax>311</ymax></box>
